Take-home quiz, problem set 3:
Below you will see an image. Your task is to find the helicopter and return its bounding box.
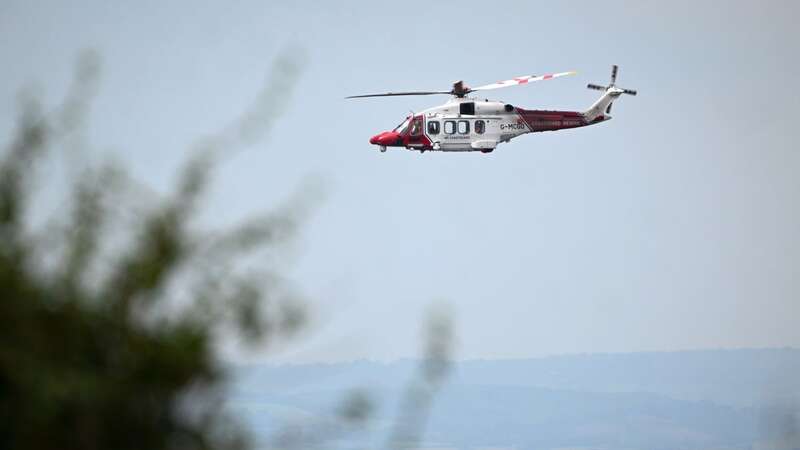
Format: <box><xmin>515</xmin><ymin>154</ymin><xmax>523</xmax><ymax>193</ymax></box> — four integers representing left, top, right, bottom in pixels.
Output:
<box><xmin>346</xmin><ymin>65</ymin><xmax>637</xmax><ymax>153</ymax></box>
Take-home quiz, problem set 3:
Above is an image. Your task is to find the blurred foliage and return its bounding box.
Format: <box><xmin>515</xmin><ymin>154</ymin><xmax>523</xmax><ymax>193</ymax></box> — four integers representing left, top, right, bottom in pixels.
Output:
<box><xmin>759</xmin><ymin>405</ymin><xmax>800</xmax><ymax>450</ymax></box>
<box><xmin>265</xmin><ymin>308</ymin><xmax>453</xmax><ymax>450</ymax></box>
<box><xmin>0</xmin><ymin>50</ymin><xmax>313</xmax><ymax>450</ymax></box>
<box><xmin>386</xmin><ymin>307</ymin><xmax>453</xmax><ymax>450</ymax></box>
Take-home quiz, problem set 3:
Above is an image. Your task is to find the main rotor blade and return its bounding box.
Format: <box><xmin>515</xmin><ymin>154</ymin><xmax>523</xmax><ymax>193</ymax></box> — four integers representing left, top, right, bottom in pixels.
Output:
<box><xmin>345</xmin><ymin>91</ymin><xmax>451</xmax><ymax>99</ymax></box>
<box><xmin>587</xmin><ymin>84</ymin><xmax>607</xmax><ymax>91</ymax></box>
<box><xmin>471</xmin><ymin>71</ymin><xmax>577</xmax><ymax>92</ymax></box>
<box><xmin>610</xmin><ymin>65</ymin><xmax>618</xmax><ymax>85</ymax></box>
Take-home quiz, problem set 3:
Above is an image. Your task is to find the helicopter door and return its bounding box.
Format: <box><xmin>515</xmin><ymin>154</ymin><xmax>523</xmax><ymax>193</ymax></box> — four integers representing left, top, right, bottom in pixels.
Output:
<box><xmin>406</xmin><ymin>115</ymin><xmax>426</xmax><ymax>148</ymax></box>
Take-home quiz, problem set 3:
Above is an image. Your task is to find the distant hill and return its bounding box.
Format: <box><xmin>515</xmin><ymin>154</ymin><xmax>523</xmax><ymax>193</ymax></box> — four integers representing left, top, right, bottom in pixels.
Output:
<box><xmin>227</xmin><ymin>348</ymin><xmax>800</xmax><ymax>449</ymax></box>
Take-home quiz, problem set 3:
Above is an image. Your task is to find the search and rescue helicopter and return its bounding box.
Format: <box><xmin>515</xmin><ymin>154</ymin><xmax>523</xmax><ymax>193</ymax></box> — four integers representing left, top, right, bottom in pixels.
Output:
<box><xmin>346</xmin><ymin>65</ymin><xmax>637</xmax><ymax>153</ymax></box>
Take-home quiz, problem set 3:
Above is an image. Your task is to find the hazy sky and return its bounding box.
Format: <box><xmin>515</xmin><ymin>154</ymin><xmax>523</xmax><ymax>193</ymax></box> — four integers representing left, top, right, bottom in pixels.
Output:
<box><xmin>2</xmin><ymin>0</ymin><xmax>799</xmax><ymax>363</ymax></box>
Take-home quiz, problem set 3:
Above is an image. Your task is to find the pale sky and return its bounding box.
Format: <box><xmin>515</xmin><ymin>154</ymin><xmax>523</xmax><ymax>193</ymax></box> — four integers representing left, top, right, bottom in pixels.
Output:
<box><xmin>2</xmin><ymin>0</ymin><xmax>799</xmax><ymax>363</ymax></box>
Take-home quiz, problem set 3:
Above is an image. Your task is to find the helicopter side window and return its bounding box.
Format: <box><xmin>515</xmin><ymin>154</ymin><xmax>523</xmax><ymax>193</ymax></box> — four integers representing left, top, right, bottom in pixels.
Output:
<box><xmin>475</xmin><ymin>120</ymin><xmax>485</xmax><ymax>135</ymax></box>
<box><xmin>427</xmin><ymin>120</ymin><xmax>440</xmax><ymax>135</ymax></box>
<box><xmin>457</xmin><ymin>120</ymin><xmax>470</xmax><ymax>135</ymax></box>
<box><xmin>444</xmin><ymin>121</ymin><xmax>456</xmax><ymax>134</ymax></box>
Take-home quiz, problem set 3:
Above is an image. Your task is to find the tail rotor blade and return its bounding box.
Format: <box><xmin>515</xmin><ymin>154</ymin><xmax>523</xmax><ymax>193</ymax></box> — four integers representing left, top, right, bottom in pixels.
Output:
<box><xmin>610</xmin><ymin>65</ymin><xmax>618</xmax><ymax>85</ymax></box>
<box><xmin>587</xmin><ymin>84</ymin><xmax>606</xmax><ymax>91</ymax></box>
<box><xmin>623</xmin><ymin>89</ymin><xmax>637</xmax><ymax>96</ymax></box>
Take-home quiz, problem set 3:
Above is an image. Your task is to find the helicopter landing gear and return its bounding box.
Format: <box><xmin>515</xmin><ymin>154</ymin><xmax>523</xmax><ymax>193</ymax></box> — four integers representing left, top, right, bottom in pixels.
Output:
<box><xmin>379</xmin><ymin>145</ymin><xmax>387</xmax><ymax>153</ymax></box>
<box><xmin>480</xmin><ymin>149</ymin><xmax>494</xmax><ymax>154</ymax></box>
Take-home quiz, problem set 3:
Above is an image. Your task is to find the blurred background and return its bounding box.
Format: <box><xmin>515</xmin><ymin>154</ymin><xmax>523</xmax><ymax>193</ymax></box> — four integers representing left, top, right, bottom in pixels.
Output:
<box><xmin>1</xmin><ymin>1</ymin><xmax>799</xmax><ymax>449</ymax></box>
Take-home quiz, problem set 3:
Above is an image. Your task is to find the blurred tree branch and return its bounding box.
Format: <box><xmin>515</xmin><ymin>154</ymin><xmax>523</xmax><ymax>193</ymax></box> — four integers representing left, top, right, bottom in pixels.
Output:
<box><xmin>386</xmin><ymin>306</ymin><xmax>453</xmax><ymax>450</ymax></box>
<box><xmin>265</xmin><ymin>309</ymin><xmax>454</xmax><ymax>450</ymax></box>
<box><xmin>0</xmin><ymin>47</ymin><xmax>455</xmax><ymax>450</ymax></box>
<box><xmin>0</xmin><ymin>48</ymin><xmax>311</xmax><ymax>450</ymax></box>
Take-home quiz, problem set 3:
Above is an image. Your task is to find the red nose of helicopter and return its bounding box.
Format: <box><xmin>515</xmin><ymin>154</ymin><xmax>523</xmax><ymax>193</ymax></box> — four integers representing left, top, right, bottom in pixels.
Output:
<box><xmin>369</xmin><ymin>131</ymin><xmax>401</xmax><ymax>146</ymax></box>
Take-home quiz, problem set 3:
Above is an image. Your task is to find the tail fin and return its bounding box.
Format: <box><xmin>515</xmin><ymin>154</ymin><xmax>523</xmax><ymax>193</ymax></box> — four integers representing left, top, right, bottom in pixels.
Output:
<box><xmin>583</xmin><ymin>65</ymin><xmax>637</xmax><ymax>122</ymax></box>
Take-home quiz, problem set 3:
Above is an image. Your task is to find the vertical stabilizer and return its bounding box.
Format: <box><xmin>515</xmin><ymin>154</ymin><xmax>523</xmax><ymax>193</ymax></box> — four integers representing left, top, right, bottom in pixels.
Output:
<box><xmin>583</xmin><ymin>65</ymin><xmax>637</xmax><ymax>122</ymax></box>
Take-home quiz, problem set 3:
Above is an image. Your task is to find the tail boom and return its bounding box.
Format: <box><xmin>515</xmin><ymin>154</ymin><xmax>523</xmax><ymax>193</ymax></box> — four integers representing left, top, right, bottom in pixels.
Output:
<box><xmin>515</xmin><ymin>107</ymin><xmax>609</xmax><ymax>133</ymax></box>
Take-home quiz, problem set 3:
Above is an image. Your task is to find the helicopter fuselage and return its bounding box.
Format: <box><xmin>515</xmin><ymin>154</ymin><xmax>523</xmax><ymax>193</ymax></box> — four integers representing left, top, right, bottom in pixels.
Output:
<box><xmin>369</xmin><ymin>97</ymin><xmax>610</xmax><ymax>153</ymax></box>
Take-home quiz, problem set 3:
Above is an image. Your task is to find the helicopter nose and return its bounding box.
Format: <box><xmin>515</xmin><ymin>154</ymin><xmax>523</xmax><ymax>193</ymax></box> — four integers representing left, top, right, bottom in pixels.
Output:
<box><xmin>370</xmin><ymin>131</ymin><xmax>399</xmax><ymax>146</ymax></box>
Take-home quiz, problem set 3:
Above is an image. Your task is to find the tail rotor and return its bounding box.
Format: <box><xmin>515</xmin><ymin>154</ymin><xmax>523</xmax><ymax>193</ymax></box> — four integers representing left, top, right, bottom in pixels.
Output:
<box><xmin>587</xmin><ymin>65</ymin><xmax>637</xmax><ymax>114</ymax></box>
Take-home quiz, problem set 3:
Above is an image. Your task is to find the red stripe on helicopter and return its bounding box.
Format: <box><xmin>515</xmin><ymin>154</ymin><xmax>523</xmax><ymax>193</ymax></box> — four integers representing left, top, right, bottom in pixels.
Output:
<box><xmin>515</xmin><ymin>107</ymin><xmax>588</xmax><ymax>132</ymax></box>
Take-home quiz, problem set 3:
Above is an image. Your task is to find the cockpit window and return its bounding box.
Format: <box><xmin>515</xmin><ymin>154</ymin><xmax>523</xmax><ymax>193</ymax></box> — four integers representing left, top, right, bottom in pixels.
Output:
<box><xmin>410</xmin><ymin>117</ymin><xmax>422</xmax><ymax>136</ymax></box>
<box><xmin>393</xmin><ymin>117</ymin><xmax>410</xmax><ymax>134</ymax></box>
